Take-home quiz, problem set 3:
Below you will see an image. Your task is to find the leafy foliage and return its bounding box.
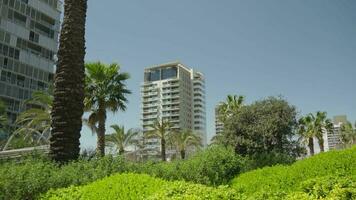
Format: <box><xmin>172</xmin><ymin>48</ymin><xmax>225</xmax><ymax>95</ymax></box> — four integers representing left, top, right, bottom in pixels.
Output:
<box><xmin>222</xmin><ymin>96</ymin><xmax>304</xmax><ymax>158</ymax></box>
<box><xmin>144</xmin><ymin>118</ymin><xmax>173</xmax><ymax>161</ymax></box>
<box><xmin>105</xmin><ymin>125</ymin><xmax>139</xmax><ymax>155</ymax></box>
<box><xmin>41</xmin><ymin>173</ymin><xmax>242</xmax><ymax>200</ymax></box>
<box><xmin>134</xmin><ymin>145</ymin><xmax>246</xmax><ymax>186</ymax></box>
<box><xmin>340</xmin><ymin>121</ymin><xmax>356</xmax><ymax>148</ymax></box>
<box><xmin>298</xmin><ymin>112</ymin><xmax>333</xmax><ymax>155</ymax></box>
<box><xmin>0</xmin><ymin>146</ymin><xmax>245</xmax><ymax>199</ymax></box>
<box><xmin>231</xmin><ymin>146</ymin><xmax>356</xmax><ymax>199</ymax></box>
<box><xmin>84</xmin><ymin>62</ymin><xmax>131</xmax><ymax>156</ymax></box>
<box><xmin>169</xmin><ymin>129</ymin><xmax>202</xmax><ymax>159</ymax></box>
<box><xmin>2</xmin><ymin>90</ymin><xmax>52</xmax><ymax>150</ymax></box>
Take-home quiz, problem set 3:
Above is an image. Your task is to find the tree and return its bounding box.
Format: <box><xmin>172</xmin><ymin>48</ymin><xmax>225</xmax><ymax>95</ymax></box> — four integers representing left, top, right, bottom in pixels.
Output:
<box><xmin>145</xmin><ymin>118</ymin><xmax>173</xmax><ymax>161</ymax></box>
<box><xmin>298</xmin><ymin>112</ymin><xmax>333</xmax><ymax>155</ymax></box>
<box><xmin>340</xmin><ymin>121</ymin><xmax>356</xmax><ymax>148</ymax></box>
<box><xmin>105</xmin><ymin>125</ymin><xmax>139</xmax><ymax>155</ymax></box>
<box><xmin>170</xmin><ymin>129</ymin><xmax>202</xmax><ymax>159</ymax></box>
<box><xmin>298</xmin><ymin>115</ymin><xmax>315</xmax><ymax>155</ymax></box>
<box><xmin>223</xmin><ymin>96</ymin><xmax>303</xmax><ymax>158</ymax></box>
<box><xmin>313</xmin><ymin>111</ymin><xmax>333</xmax><ymax>152</ymax></box>
<box><xmin>218</xmin><ymin>94</ymin><xmax>244</xmax><ymax>123</ymax></box>
<box><xmin>84</xmin><ymin>62</ymin><xmax>131</xmax><ymax>156</ymax></box>
<box><xmin>50</xmin><ymin>0</ymin><xmax>88</xmax><ymax>163</ymax></box>
<box><xmin>3</xmin><ymin>90</ymin><xmax>52</xmax><ymax>150</ymax></box>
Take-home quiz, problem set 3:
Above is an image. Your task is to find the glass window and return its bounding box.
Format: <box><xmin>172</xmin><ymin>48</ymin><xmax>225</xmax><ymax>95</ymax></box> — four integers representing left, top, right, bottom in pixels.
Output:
<box><xmin>145</xmin><ymin>69</ymin><xmax>160</xmax><ymax>82</ymax></box>
<box><xmin>161</xmin><ymin>67</ymin><xmax>177</xmax><ymax>80</ymax></box>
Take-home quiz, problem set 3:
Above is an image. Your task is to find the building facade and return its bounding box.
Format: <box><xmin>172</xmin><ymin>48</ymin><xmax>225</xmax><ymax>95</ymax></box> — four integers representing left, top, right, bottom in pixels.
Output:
<box><xmin>141</xmin><ymin>62</ymin><xmax>206</xmax><ymax>157</ymax></box>
<box><xmin>0</xmin><ymin>0</ymin><xmax>61</xmax><ymax>125</ymax></box>
<box><xmin>214</xmin><ymin>103</ymin><xmax>224</xmax><ymax>135</ymax></box>
<box><xmin>326</xmin><ymin>115</ymin><xmax>349</xmax><ymax>150</ymax></box>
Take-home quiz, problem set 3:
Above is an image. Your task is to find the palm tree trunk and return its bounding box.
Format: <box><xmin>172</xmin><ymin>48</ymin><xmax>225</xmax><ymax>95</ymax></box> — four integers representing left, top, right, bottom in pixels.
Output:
<box><xmin>308</xmin><ymin>137</ymin><xmax>314</xmax><ymax>156</ymax></box>
<box><xmin>50</xmin><ymin>0</ymin><xmax>87</xmax><ymax>163</ymax></box>
<box><xmin>161</xmin><ymin>138</ymin><xmax>166</xmax><ymax>161</ymax></box>
<box><xmin>180</xmin><ymin>150</ymin><xmax>186</xmax><ymax>159</ymax></box>
<box><xmin>96</xmin><ymin>111</ymin><xmax>106</xmax><ymax>157</ymax></box>
<box><xmin>319</xmin><ymin>140</ymin><xmax>324</xmax><ymax>152</ymax></box>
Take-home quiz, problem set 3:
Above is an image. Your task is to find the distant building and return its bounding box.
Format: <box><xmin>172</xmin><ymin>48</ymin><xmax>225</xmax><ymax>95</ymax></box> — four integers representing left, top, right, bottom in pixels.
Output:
<box><xmin>327</xmin><ymin>115</ymin><xmax>348</xmax><ymax>150</ymax></box>
<box><xmin>141</xmin><ymin>62</ymin><xmax>206</xmax><ymax>158</ymax></box>
<box><xmin>215</xmin><ymin>103</ymin><xmax>224</xmax><ymax>135</ymax></box>
<box><xmin>0</xmin><ymin>0</ymin><xmax>61</xmax><ymax>126</ymax></box>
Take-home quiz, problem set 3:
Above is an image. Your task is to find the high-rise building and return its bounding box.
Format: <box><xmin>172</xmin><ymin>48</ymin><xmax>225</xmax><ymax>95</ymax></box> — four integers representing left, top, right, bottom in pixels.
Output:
<box><xmin>327</xmin><ymin>115</ymin><xmax>348</xmax><ymax>150</ymax></box>
<box><xmin>0</xmin><ymin>0</ymin><xmax>61</xmax><ymax>126</ymax></box>
<box><xmin>215</xmin><ymin>103</ymin><xmax>224</xmax><ymax>135</ymax></box>
<box><xmin>141</xmin><ymin>62</ymin><xmax>207</xmax><ymax>155</ymax></box>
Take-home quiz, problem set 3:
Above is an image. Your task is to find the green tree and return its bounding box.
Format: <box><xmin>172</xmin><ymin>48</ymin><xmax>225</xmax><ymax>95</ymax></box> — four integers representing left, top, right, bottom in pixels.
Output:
<box><xmin>3</xmin><ymin>90</ymin><xmax>52</xmax><ymax>150</ymax></box>
<box><xmin>145</xmin><ymin>118</ymin><xmax>173</xmax><ymax>161</ymax></box>
<box><xmin>84</xmin><ymin>62</ymin><xmax>131</xmax><ymax>156</ymax></box>
<box><xmin>50</xmin><ymin>0</ymin><xmax>88</xmax><ymax>163</ymax></box>
<box><xmin>313</xmin><ymin>111</ymin><xmax>333</xmax><ymax>152</ymax></box>
<box><xmin>223</xmin><ymin>96</ymin><xmax>303</xmax><ymax>158</ymax></box>
<box><xmin>105</xmin><ymin>125</ymin><xmax>139</xmax><ymax>155</ymax></box>
<box><xmin>218</xmin><ymin>94</ymin><xmax>244</xmax><ymax>123</ymax></box>
<box><xmin>340</xmin><ymin>121</ymin><xmax>356</xmax><ymax>148</ymax></box>
<box><xmin>298</xmin><ymin>115</ymin><xmax>315</xmax><ymax>155</ymax></box>
<box><xmin>170</xmin><ymin>129</ymin><xmax>202</xmax><ymax>159</ymax></box>
<box><xmin>298</xmin><ymin>112</ymin><xmax>333</xmax><ymax>155</ymax></box>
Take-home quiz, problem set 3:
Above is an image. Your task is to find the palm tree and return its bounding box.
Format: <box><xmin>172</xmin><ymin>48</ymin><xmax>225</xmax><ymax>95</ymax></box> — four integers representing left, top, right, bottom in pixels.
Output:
<box><xmin>314</xmin><ymin>111</ymin><xmax>333</xmax><ymax>152</ymax></box>
<box><xmin>105</xmin><ymin>125</ymin><xmax>139</xmax><ymax>155</ymax></box>
<box><xmin>298</xmin><ymin>112</ymin><xmax>333</xmax><ymax>155</ymax></box>
<box><xmin>340</xmin><ymin>122</ymin><xmax>356</xmax><ymax>148</ymax></box>
<box><xmin>3</xmin><ymin>90</ymin><xmax>52</xmax><ymax>150</ymax></box>
<box><xmin>218</xmin><ymin>94</ymin><xmax>244</xmax><ymax>123</ymax></box>
<box><xmin>84</xmin><ymin>62</ymin><xmax>131</xmax><ymax>156</ymax></box>
<box><xmin>170</xmin><ymin>129</ymin><xmax>202</xmax><ymax>159</ymax></box>
<box><xmin>50</xmin><ymin>0</ymin><xmax>88</xmax><ymax>163</ymax></box>
<box><xmin>298</xmin><ymin>115</ymin><xmax>315</xmax><ymax>155</ymax></box>
<box><xmin>145</xmin><ymin>118</ymin><xmax>173</xmax><ymax>161</ymax></box>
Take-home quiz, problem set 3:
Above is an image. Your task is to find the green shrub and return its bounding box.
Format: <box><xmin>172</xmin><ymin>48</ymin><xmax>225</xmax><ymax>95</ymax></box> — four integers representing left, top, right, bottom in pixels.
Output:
<box><xmin>135</xmin><ymin>145</ymin><xmax>246</xmax><ymax>186</ymax></box>
<box><xmin>0</xmin><ymin>146</ymin><xmax>245</xmax><ymax>199</ymax></box>
<box><xmin>231</xmin><ymin>147</ymin><xmax>356</xmax><ymax>199</ymax></box>
<box><xmin>0</xmin><ymin>155</ymin><xmax>127</xmax><ymax>200</ymax></box>
<box><xmin>41</xmin><ymin>173</ymin><xmax>242</xmax><ymax>200</ymax></box>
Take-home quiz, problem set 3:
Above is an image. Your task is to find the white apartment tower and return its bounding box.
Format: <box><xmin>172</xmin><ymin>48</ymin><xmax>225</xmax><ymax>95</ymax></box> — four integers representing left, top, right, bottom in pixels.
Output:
<box><xmin>214</xmin><ymin>104</ymin><xmax>224</xmax><ymax>135</ymax></box>
<box><xmin>141</xmin><ymin>62</ymin><xmax>207</xmax><ymax>147</ymax></box>
<box><xmin>0</xmin><ymin>0</ymin><xmax>61</xmax><ymax>125</ymax></box>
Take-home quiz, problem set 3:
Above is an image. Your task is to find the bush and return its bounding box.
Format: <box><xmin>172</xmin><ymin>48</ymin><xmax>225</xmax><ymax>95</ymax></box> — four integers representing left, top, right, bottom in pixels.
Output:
<box><xmin>231</xmin><ymin>147</ymin><xmax>356</xmax><ymax>199</ymax></box>
<box><xmin>134</xmin><ymin>145</ymin><xmax>246</xmax><ymax>186</ymax></box>
<box><xmin>0</xmin><ymin>155</ymin><xmax>128</xmax><ymax>200</ymax></box>
<box><xmin>40</xmin><ymin>173</ymin><xmax>242</xmax><ymax>200</ymax></box>
<box><xmin>0</xmin><ymin>146</ymin><xmax>245</xmax><ymax>199</ymax></box>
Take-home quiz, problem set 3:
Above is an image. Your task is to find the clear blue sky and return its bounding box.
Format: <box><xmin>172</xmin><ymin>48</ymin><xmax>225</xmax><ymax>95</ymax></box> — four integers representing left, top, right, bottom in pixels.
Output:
<box><xmin>80</xmin><ymin>0</ymin><xmax>356</xmax><ymax>149</ymax></box>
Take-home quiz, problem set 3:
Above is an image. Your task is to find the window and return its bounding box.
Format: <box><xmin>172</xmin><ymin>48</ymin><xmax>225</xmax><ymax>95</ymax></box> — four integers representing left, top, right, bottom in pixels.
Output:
<box><xmin>161</xmin><ymin>67</ymin><xmax>177</xmax><ymax>80</ymax></box>
<box><xmin>29</xmin><ymin>31</ymin><xmax>39</xmax><ymax>43</ymax></box>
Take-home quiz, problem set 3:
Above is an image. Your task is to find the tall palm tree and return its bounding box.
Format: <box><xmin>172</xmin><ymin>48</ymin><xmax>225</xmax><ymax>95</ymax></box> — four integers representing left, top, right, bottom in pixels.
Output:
<box><xmin>50</xmin><ymin>0</ymin><xmax>88</xmax><ymax>163</ymax></box>
<box><xmin>340</xmin><ymin>122</ymin><xmax>356</xmax><ymax>148</ymax></box>
<box><xmin>218</xmin><ymin>94</ymin><xmax>244</xmax><ymax>123</ymax></box>
<box><xmin>298</xmin><ymin>112</ymin><xmax>333</xmax><ymax>155</ymax></box>
<box><xmin>3</xmin><ymin>90</ymin><xmax>52</xmax><ymax>150</ymax></box>
<box><xmin>105</xmin><ymin>125</ymin><xmax>139</xmax><ymax>155</ymax></box>
<box><xmin>170</xmin><ymin>129</ymin><xmax>202</xmax><ymax>159</ymax></box>
<box><xmin>145</xmin><ymin>118</ymin><xmax>173</xmax><ymax>161</ymax></box>
<box><xmin>84</xmin><ymin>62</ymin><xmax>131</xmax><ymax>156</ymax></box>
<box><xmin>313</xmin><ymin>111</ymin><xmax>333</xmax><ymax>152</ymax></box>
<box><xmin>298</xmin><ymin>115</ymin><xmax>315</xmax><ymax>155</ymax></box>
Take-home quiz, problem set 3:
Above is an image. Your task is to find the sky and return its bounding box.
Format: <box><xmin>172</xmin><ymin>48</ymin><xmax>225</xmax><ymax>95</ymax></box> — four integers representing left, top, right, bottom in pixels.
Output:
<box><xmin>80</xmin><ymin>0</ymin><xmax>356</xmax><ymax>150</ymax></box>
